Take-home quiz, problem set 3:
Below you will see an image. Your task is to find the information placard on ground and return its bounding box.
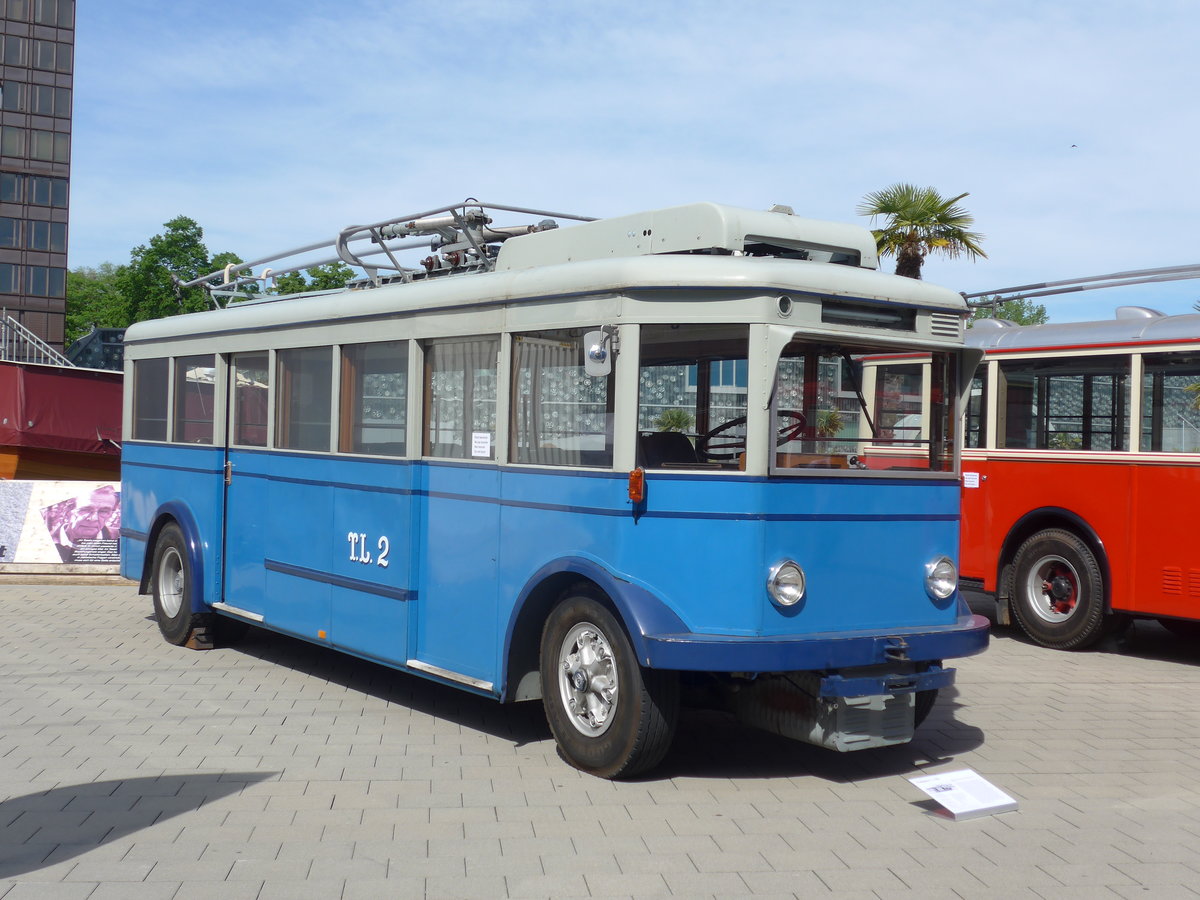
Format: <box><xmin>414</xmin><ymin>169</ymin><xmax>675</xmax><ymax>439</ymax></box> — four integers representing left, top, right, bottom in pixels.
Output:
<box><xmin>908</xmin><ymin>768</ymin><xmax>1018</xmax><ymax>820</ymax></box>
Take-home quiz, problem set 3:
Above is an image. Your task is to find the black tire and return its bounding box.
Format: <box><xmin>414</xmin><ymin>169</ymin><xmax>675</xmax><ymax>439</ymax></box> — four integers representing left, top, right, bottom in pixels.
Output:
<box><xmin>539</xmin><ymin>587</ymin><xmax>678</xmax><ymax>778</ymax></box>
<box><xmin>913</xmin><ymin>689</ymin><xmax>938</xmax><ymax>728</ymax></box>
<box><xmin>150</xmin><ymin>522</ymin><xmax>206</xmax><ymax>647</ymax></box>
<box><xmin>1011</xmin><ymin>528</ymin><xmax>1106</xmax><ymax>650</ymax></box>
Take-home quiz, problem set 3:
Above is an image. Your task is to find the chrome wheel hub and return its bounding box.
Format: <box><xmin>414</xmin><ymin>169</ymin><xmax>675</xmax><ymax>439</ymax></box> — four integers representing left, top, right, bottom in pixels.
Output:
<box><xmin>158</xmin><ymin>547</ymin><xmax>184</xmax><ymax>618</ymax></box>
<box><xmin>558</xmin><ymin>622</ymin><xmax>619</xmax><ymax>737</ymax></box>
<box><xmin>1025</xmin><ymin>555</ymin><xmax>1079</xmax><ymax>623</ymax></box>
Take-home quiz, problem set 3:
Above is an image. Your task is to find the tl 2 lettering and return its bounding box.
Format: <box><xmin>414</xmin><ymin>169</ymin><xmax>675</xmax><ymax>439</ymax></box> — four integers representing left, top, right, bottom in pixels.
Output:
<box><xmin>347</xmin><ymin>531</ymin><xmax>390</xmax><ymax>567</ymax></box>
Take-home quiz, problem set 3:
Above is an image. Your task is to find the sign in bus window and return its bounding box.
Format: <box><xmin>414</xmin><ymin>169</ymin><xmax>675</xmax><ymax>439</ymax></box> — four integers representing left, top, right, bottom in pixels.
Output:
<box><xmin>172</xmin><ymin>355</ymin><xmax>215</xmax><ymax>445</ymax></box>
<box><xmin>132</xmin><ymin>358</ymin><xmax>168</xmax><ymax>442</ymax></box>
<box><xmin>276</xmin><ymin>347</ymin><xmax>333</xmax><ymax>452</ymax></box>
<box><xmin>231</xmin><ymin>352</ymin><xmax>268</xmax><ymax>447</ymax></box>
<box><xmin>424</xmin><ymin>336</ymin><xmax>499</xmax><ymax>460</ymax></box>
<box><xmin>341</xmin><ymin>341</ymin><xmax>408</xmax><ymax>457</ymax></box>
<box><xmin>999</xmin><ymin>356</ymin><xmax>1129</xmax><ymax>450</ymax></box>
<box><xmin>637</xmin><ymin>324</ymin><xmax>748</xmax><ymax>470</ymax></box>
<box><xmin>512</xmin><ymin>332</ymin><xmax>612</xmax><ymax>467</ymax></box>
<box><xmin>1141</xmin><ymin>352</ymin><xmax>1200</xmax><ymax>452</ymax></box>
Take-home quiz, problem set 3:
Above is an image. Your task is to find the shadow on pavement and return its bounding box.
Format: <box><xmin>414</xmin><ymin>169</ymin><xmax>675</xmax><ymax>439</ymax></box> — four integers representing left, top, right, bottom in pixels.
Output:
<box><xmin>654</xmin><ymin>685</ymin><xmax>984</xmax><ymax>782</ymax></box>
<box><xmin>0</xmin><ymin>772</ymin><xmax>274</xmax><ymax>879</ymax></box>
<box><xmin>964</xmin><ymin>589</ymin><xmax>1200</xmax><ymax>666</ymax></box>
<box><xmin>229</xmin><ymin>625</ymin><xmax>984</xmax><ymax>782</ymax></box>
<box><xmin>231</xmin><ymin>626</ymin><xmax>552</xmax><ymax>746</ymax></box>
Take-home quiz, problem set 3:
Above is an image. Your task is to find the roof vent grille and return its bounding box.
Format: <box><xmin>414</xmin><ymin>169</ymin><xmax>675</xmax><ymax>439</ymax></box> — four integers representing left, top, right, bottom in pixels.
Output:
<box><xmin>930</xmin><ymin>312</ymin><xmax>962</xmax><ymax>338</ymax></box>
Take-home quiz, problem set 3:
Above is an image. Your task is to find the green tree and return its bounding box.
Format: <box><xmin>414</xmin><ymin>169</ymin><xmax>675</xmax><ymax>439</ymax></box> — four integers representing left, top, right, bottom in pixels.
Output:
<box><xmin>271</xmin><ymin>261</ymin><xmax>355</xmax><ymax>295</ymax></box>
<box><xmin>116</xmin><ymin>216</ymin><xmax>211</xmax><ymax>322</ymax></box>
<box><xmin>968</xmin><ymin>296</ymin><xmax>1049</xmax><ymax>327</ymax></box>
<box><xmin>308</xmin><ymin>261</ymin><xmax>354</xmax><ymax>291</ymax></box>
<box><xmin>65</xmin><ymin>263</ymin><xmax>128</xmax><ymax>346</ymax></box>
<box><xmin>210</xmin><ymin>250</ymin><xmax>258</xmax><ymax>303</ymax></box>
<box><xmin>857</xmin><ymin>183</ymin><xmax>987</xmax><ymax>279</ymax></box>
<box><xmin>116</xmin><ymin>216</ymin><xmax>245</xmax><ymax>322</ymax></box>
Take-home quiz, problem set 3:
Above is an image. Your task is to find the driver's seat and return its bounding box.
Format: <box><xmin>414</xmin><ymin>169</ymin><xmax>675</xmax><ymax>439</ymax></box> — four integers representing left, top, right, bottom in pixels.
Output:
<box><xmin>637</xmin><ymin>431</ymin><xmax>699</xmax><ymax>468</ymax></box>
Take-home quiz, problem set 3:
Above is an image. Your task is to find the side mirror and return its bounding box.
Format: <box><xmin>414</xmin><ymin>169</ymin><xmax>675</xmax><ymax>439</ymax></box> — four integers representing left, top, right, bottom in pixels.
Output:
<box><xmin>584</xmin><ymin>329</ymin><xmax>613</xmax><ymax>377</ymax></box>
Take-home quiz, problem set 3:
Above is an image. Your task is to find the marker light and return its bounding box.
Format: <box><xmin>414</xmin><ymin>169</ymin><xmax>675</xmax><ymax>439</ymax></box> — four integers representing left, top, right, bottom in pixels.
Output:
<box><xmin>925</xmin><ymin>556</ymin><xmax>958</xmax><ymax>600</ymax></box>
<box><xmin>628</xmin><ymin>467</ymin><xmax>645</xmax><ymax>503</ymax></box>
<box><xmin>767</xmin><ymin>559</ymin><xmax>806</xmax><ymax>607</ymax></box>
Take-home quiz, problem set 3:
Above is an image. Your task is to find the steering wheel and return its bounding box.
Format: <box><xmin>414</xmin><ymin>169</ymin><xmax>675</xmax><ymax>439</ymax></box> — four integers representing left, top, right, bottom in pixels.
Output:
<box><xmin>697</xmin><ymin>410</ymin><xmax>806</xmax><ymax>461</ymax></box>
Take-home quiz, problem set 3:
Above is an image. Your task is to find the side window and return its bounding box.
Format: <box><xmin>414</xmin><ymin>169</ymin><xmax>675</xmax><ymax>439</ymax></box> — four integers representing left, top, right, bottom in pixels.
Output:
<box><xmin>511</xmin><ymin>331</ymin><xmax>613</xmax><ymax>467</ymax></box>
<box><xmin>341</xmin><ymin>341</ymin><xmax>408</xmax><ymax>456</ymax></box>
<box><xmin>637</xmin><ymin>324</ymin><xmax>749</xmax><ymax>469</ymax></box>
<box><xmin>231</xmin><ymin>352</ymin><xmax>269</xmax><ymax>447</ymax></box>
<box><xmin>276</xmin><ymin>347</ymin><xmax>332</xmax><ymax>451</ymax></box>
<box><xmin>424</xmin><ymin>336</ymin><xmax>499</xmax><ymax>460</ymax></box>
<box><xmin>172</xmin><ymin>355</ymin><xmax>216</xmax><ymax>444</ymax></box>
<box><xmin>1141</xmin><ymin>352</ymin><xmax>1200</xmax><ymax>452</ymax></box>
<box><xmin>1000</xmin><ymin>356</ymin><xmax>1129</xmax><ymax>450</ymax></box>
<box><xmin>874</xmin><ymin>363</ymin><xmax>923</xmax><ymax>445</ymax></box>
<box><xmin>963</xmin><ymin>371</ymin><xmax>987</xmax><ymax>449</ymax></box>
<box><xmin>132</xmin><ymin>358</ymin><xmax>168</xmax><ymax>441</ymax></box>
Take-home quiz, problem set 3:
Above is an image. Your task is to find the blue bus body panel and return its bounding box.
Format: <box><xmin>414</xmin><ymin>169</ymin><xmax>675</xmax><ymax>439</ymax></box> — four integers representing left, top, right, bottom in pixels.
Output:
<box><xmin>120</xmin><ymin>443</ymin><xmax>225</xmax><ymax>605</ymax></box>
<box><xmin>415</xmin><ymin>462</ymin><xmax>501</xmax><ymax>682</ymax></box>
<box><xmin>124</xmin><ymin>445</ymin><xmax>985</xmax><ymax>696</ymax></box>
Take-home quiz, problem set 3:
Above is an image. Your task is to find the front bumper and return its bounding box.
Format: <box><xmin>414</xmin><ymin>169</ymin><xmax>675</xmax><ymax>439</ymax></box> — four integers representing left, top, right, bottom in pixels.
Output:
<box><xmin>639</xmin><ymin>612</ymin><xmax>990</xmax><ymax>674</ymax></box>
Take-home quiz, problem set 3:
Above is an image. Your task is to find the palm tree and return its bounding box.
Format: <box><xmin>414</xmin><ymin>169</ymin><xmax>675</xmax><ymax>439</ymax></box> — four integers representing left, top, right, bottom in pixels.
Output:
<box><xmin>857</xmin><ymin>184</ymin><xmax>987</xmax><ymax>279</ymax></box>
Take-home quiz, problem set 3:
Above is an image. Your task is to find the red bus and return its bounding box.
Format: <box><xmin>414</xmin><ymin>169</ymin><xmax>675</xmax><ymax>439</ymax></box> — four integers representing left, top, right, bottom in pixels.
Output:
<box><xmin>960</xmin><ymin>305</ymin><xmax>1200</xmax><ymax>649</ymax></box>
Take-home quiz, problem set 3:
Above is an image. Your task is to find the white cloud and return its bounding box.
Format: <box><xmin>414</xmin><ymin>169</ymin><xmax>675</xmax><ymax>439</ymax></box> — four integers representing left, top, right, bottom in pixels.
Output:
<box><xmin>68</xmin><ymin>0</ymin><xmax>1200</xmax><ymax>320</ymax></box>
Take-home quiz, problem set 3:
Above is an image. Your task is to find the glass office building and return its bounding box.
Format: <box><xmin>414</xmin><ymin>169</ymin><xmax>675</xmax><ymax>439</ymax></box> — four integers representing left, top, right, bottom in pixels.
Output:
<box><xmin>0</xmin><ymin>0</ymin><xmax>72</xmax><ymax>353</ymax></box>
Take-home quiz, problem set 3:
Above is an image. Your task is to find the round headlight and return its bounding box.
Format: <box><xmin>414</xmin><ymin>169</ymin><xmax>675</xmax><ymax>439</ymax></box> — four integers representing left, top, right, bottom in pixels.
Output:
<box><xmin>767</xmin><ymin>559</ymin><xmax>806</xmax><ymax>607</ymax></box>
<box><xmin>925</xmin><ymin>556</ymin><xmax>958</xmax><ymax>600</ymax></box>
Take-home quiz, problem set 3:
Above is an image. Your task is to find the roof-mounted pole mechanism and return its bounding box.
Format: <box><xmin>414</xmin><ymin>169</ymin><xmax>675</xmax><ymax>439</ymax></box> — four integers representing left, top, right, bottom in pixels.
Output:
<box><xmin>964</xmin><ymin>262</ymin><xmax>1200</xmax><ymax>312</ymax></box>
<box><xmin>178</xmin><ymin>200</ymin><xmax>595</xmax><ymax>306</ymax></box>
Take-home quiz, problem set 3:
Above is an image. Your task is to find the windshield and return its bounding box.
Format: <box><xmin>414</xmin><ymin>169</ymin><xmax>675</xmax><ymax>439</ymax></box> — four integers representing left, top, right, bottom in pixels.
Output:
<box><xmin>771</xmin><ymin>341</ymin><xmax>958</xmax><ymax>475</ymax></box>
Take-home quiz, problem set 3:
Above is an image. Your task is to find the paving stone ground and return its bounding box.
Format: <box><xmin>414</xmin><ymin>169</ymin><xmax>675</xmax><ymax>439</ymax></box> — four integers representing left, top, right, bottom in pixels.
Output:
<box><xmin>2</xmin><ymin>582</ymin><xmax>1200</xmax><ymax>899</ymax></box>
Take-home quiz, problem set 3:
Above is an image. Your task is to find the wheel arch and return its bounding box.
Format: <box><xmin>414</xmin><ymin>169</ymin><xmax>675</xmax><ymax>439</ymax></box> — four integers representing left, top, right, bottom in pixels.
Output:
<box><xmin>997</xmin><ymin>507</ymin><xmax>1112</xmax><ymax>613</ymax></box>
<box><xmin>139</xmin><ymin>501</ymin><xmax>207</xmax><ymax>612</ymax></box>
<box><xmin>499</xmin><ymin>557</ymin><xmax>687</xmax><ymax>703</ymax></box>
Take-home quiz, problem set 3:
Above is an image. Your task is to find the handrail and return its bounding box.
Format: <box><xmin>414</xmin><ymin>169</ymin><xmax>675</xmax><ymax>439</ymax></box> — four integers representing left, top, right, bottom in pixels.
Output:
<box><xmin>0</xmin><ymin>312</ymin><xmax>74</xmax><ymax>367</ymax></box>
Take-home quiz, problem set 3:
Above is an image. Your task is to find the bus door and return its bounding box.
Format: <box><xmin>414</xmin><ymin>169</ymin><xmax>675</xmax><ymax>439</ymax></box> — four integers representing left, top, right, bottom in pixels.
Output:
<box><xmin>223</xmin><ymin>347</ymin><xmax>337</xmax><ymax>641</ymax></box>
<box><xmin>411</xmin><ymin>337</ymin><xmax>502</xmax><ymax>688</ymax></box>
<box><xmin>221</xmin><ymin>351</ymin><xmax>272</xmax><ymax>620</ymax></box>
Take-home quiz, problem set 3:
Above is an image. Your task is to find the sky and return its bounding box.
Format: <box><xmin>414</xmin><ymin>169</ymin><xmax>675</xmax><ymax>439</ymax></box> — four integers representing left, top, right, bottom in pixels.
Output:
<box><xmin>69</xmin><ymin>0</ymin><xmax>1200</xmax><ymax>321</ymax></box>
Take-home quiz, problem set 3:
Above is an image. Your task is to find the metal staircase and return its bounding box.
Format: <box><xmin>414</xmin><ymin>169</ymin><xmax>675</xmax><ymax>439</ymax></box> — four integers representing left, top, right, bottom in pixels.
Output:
<box><xmin>0</xmin><ymin>312</ymin><xmax>74</xmax><ymax>367</ymax></box>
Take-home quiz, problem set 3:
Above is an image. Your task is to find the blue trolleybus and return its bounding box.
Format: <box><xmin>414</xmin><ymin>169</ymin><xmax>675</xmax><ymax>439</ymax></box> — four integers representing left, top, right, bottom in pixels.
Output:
<box><xmin>121</xmin><ymin>200</ymin><xmax>988</xmax><ymax>777</ymax></box>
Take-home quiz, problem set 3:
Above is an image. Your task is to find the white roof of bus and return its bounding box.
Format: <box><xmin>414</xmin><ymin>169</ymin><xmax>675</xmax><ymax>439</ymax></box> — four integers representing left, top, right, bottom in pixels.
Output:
<box><xmin>966</xmin><ymin>306</ymin><xmax>1200</xmax><ymax>351</ymax></box>
<box><xmin>495</xmin><ymin>202</ymin><xmax>880</xmax><ymax>271</ymax></box>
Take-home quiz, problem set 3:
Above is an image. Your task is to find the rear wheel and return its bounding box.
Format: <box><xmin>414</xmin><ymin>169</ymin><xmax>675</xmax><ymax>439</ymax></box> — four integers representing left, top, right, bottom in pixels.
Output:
<box><xmin>151</xmin><ymin>523</ymin><xmax>207</xmax><ymax>647</ymax></box>
<box><xmin>540</xmin><ymin>587</ymin><xmax>678</xmax><ymax>778</ymax></box>
<box><xmin>1011</xmin><ymin>528</ymin><xmax>1106</xmax><ymax>650</ymax></box>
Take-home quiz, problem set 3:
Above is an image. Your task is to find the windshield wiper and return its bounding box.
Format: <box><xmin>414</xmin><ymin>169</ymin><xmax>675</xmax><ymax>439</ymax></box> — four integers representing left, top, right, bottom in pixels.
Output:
<box><xmin>841</xmin><ymin>351</ymin><xmax>877</xmax><ymax>437</ymax></box>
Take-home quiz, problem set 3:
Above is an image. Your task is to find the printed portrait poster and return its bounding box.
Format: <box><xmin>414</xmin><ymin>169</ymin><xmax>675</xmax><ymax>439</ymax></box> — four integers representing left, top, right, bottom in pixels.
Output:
<box><xmin>0</xmin><ymin>481</ymin><xmax>122</xmax><ymax>566</ymax></box>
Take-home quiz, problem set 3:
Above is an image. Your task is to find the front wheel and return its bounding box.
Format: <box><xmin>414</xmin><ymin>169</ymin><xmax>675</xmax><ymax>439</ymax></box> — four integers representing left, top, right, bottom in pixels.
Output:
<box><xmin>1011</xmin><ymin>528</ymin><xmax>1106</xmax><ymax>650</ymax></box>
<box><xmin>913</xmin><ymin>689</ymin><xmax>938</xmax><ymax>728</ymax></box>
<box><xmin>539</xmin><ymin>587</ymin><xmax>678</xmax><ymax>778</ymax></box>
<box><xmin>151</xmin><ymin>522</ymin><xmax>207</xmax><ymax>647</ymax></box>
